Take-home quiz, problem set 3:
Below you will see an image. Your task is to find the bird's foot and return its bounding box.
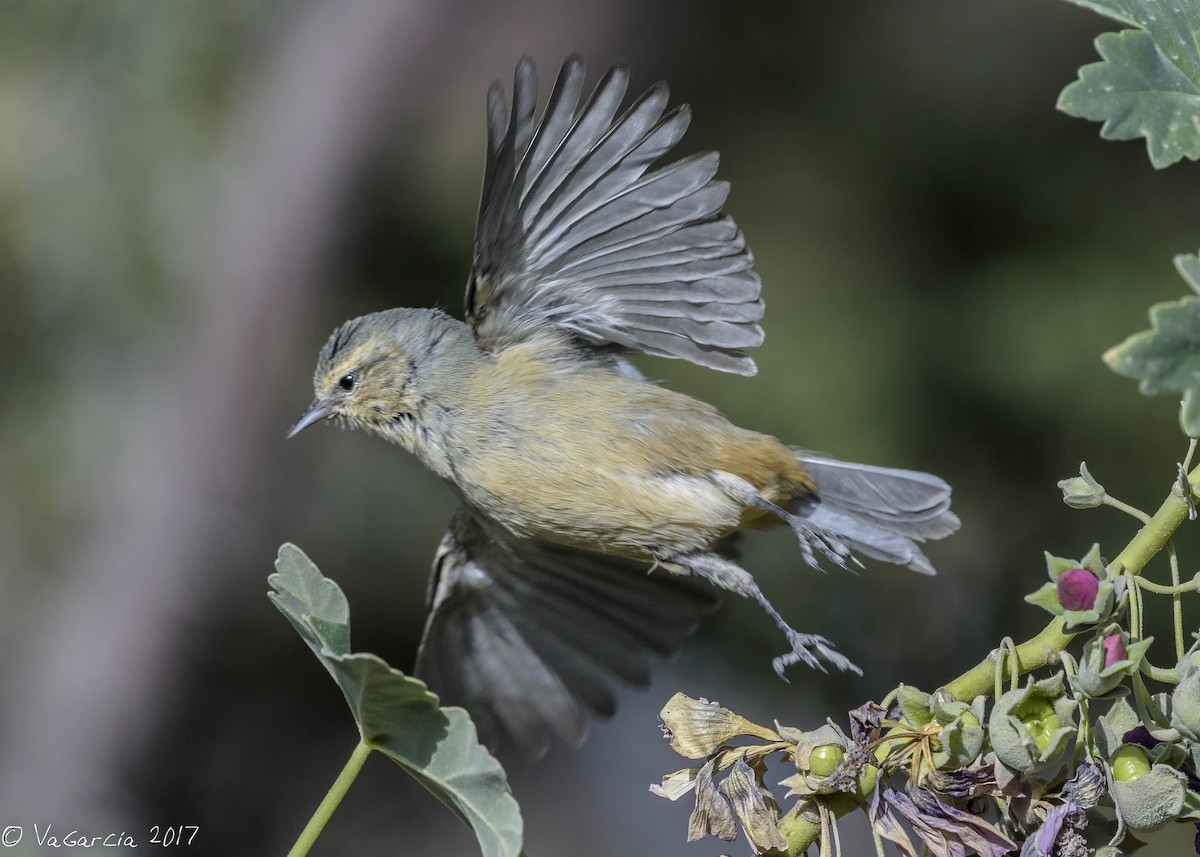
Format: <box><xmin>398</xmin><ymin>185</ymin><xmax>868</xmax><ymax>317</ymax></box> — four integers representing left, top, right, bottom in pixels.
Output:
<box><xmin>788</xmin><ymin>519</ymin><xmax>859</xmax><ymax>573</ymax></box>
<box><xmin>772</xmin><ymin>629</ymin><xmax>862</xmax><ymax>680</ymax></box>
<box><xmin>707</xmin><ymin>469</ymin><xmax>860</xmax><ymax>572</ymax></box>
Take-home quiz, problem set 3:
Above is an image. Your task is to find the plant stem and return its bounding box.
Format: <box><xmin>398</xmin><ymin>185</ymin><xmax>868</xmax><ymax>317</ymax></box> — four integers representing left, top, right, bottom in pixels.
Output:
<box><xmin>776</xmin><ymin>795</ymin><xmax>858</xmax><ymax>857</ymax></box>
<box><xmin>1128</xmin><ymin>565</ymin><xmax>1144</xmax><ymax>641</ymax></box>
<box><xmin>782</xmin><ymin>465</ymin><xmax>1200</xmax><ymax>856</ymax></box>
<box><xmin>1140</xmin><ymin>662</ymin><xmax>1180</xmax><ymax>684</ymax></box>
<box><xmin>1103</xmin><ymin>494</ymin><xmax>1153</xmax><ymax>524</ymax></box>
<box><xmin>1134</xmin><ymin>574</ymin><xmax>1199</xmax><ymax>595</ymax></box>
<box><xmin>1169</xmin><ymin>541</ymin><xmax>1185</xmax><ymax>660</ymax></box>
<box><xmin>287</xmin><ymin>740</ymin><xmax>373</xmax><ymax>857</ymax></box>
<box><xmin>943</xmin><ymin>465</ymin><xmax>1200</xmax><ymax>702</ymax></box>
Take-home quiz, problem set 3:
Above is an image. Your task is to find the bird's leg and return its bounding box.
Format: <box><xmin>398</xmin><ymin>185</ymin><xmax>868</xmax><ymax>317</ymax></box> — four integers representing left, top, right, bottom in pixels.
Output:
<box><xmin>658</xmin><ymin>549</ymin><xmax>862</xmax><ymax>678</ymax></box>
<box><xmin>707</xmin><ymin>470</ymin><xmax>859</xmax><ymax>572</ymax></box>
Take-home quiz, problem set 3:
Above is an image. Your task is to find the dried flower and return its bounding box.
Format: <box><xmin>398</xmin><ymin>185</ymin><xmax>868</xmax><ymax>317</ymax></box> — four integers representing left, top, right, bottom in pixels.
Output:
<box><xmin>719</xmin><ymin>756</ymin><xmax>788</xmax><ymax>854</ymax></box>
<box><xmin>686</xmin><ymin>758</ymin><xmax>737</xmax><ymax>842</ymax></box>
<box><xmin>1061</xmin><ymin>762</ymin><xmax>1106</xmax><ymax>809</ymax></box>
<box><xmin>872</xmin><ymin>784</ymin><xmax>1016</xmax><ymax>857</ymax></box>
<box><xmin>658</xmin><ymin>693</ymin><xmax>781</xmax><ymax>758</ymax></box>
<box><xmin>1022</xmin><ymin>801</ymin><xmax>1087</xmax><ymax>857</ymax></box>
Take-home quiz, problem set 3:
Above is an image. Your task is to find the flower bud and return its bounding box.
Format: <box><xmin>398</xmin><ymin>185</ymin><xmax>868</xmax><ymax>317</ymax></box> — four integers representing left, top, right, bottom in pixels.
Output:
<box><xmin>780</xmin><ymin>724</ymin><xmax>862</xmax><ymax>797</ymax></box>
<box><xmin>1109</xmin><ymin>761</ymin><xmax>1190</xmax><ymax>831</ymax></box>
<box><xmin>1058</xmin><ymin>462</ymin><xmax>1105</xmax><ymax>508</ymax></box>
<box><xmin>1056</xmin><ymin>568</ymin><xmax>1099</xmax><ymax>611</ymax></box>
<box><xmin>1101</xmin><ymin>633</ymin><xmax>1127</xmax><ymax>668</ymax></box>
<box><xmin>1025</xmin><ymin>544</ymin><xmax>1122</xmax><ymax>632</ymax></box>
<box><xmin>808</xmin><ymin>744</ymin><xmax>845</xmax><ymax>778</ymax></box>
<box><xmin>1170</xmin><ymin>654</ymin><xmax>1200</xmax><ymax>740</ymax></box>
<box><xmin>1110</xmin><ymin>745</ymin><xmax>1151</xmax><ymax>782</ymax></box>
<box><xmin>1070</xmin><ymin>625</ymin><xmax>1151</xmax><ymax>699</ymax></box>
<box><xmin>929</xmin><ymin>690</ymin><xmax>986</xmax><ymax>770</ymax></box>
<box><xmin>1098</xmin><ymin>701</ymin><xmax>1200</xmax><ymax>833</ymax></box>
<box><xmin>988</xmin><ymin>673</ymin><xmax>1077</xmax><ymax>773</ymax></box>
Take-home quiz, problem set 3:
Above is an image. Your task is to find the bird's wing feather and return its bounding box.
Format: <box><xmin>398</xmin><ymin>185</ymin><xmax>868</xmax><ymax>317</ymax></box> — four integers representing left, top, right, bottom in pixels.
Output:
<box><xmin>465</xmin><ymin>55</ymin><xmax>763</xmax><ymax>375</ymax></box>
<box><xmin>414</xmin><ymin>508</ymin><xmax>720</xmax><ymax>758</ymax></box>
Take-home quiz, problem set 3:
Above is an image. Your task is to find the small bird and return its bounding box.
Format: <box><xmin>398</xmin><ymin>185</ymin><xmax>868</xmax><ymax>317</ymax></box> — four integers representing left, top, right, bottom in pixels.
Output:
<box><xmin>289</xmin><ymin>55</ymin><xmax>959</xmax><ymax>757</ymax></box>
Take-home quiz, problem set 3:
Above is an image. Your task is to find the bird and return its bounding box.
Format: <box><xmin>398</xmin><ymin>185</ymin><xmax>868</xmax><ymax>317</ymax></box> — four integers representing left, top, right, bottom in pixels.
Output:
<box><xmin>288</xmin><ymin>54</ymin><xmax>959</xmax><ymax>758</ymax></box>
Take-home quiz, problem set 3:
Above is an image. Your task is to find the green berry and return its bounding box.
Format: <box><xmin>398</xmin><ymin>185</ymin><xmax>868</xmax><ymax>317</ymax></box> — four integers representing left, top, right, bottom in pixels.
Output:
<box><xmin>807</xmin><ymin>744</ymin><xmax>845</xmax><ymax>778</ymax></box>
<box><xmin>1111</xmin><ymin>745</ymin><xmax>1151</xmax><ymax>782</ymax></box>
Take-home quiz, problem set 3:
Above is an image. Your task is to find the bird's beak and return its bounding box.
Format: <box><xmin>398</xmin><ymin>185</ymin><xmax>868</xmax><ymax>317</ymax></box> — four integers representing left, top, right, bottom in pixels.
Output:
<box><xmin>287</xmin><ymin>399</ymin><xmax>334</xmax><ymax>438</ymax></box>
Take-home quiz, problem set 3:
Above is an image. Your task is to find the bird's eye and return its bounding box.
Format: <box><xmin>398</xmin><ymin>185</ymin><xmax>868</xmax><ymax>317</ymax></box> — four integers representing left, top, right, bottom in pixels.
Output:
<box><xmin>338</xmin><ymin>373</ymin><xmax>356</xmax><ymax>391</ymax></box>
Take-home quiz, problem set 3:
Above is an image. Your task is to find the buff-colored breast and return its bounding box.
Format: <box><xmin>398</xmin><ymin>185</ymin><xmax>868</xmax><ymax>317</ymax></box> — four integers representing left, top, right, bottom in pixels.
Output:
<box><xmin>450</xmin><ymin>343</ymin><xmax>814</xmax><ymax>557</ymax></box>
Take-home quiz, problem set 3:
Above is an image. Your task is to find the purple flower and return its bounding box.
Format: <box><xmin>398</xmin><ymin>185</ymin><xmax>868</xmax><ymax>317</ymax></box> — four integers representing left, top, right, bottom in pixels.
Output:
<box><xmin>871</xmin><ymin>784</ymin><xmax>1016</xmax><ymax>857</ymax></box>
<box><xmin>1056</xmin><ymin>568</ymin><xmax>1099</xmax><ymax>611</ymax></box>
<box><xmin>1021</xmin><ymin>802</ymin><xmax>1086</xmax><ymax>857</ymax></box>
<box><xmin>1121</xmin><ymin>725</ymin><xmax>1159</xmax><ymax>750</ymax></box>
<box><xmin>1101</xmin><ymin>633</ymin><xmax>1127</xmax><ymax>668</ymax></box>
<box><xmin>849</xmin><ymin>700</ymin><xmax>886</xmax><ymax>747</ymax></box>
<box><xmin>1061</xmin><ymin>763</ymin><xmax>1105</xmax><ymax>809</ymax></box>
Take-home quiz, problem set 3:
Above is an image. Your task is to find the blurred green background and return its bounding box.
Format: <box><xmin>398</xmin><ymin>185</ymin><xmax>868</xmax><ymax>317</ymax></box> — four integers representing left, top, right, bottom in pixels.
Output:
<box><xmin>0</xmin><ymin>0</ymin><xmax>1196</xmax><ymax>854</ymax></box>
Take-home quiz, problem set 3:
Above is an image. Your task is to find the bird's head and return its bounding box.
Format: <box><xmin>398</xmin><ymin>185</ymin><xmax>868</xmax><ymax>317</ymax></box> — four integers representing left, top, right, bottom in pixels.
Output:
<box><xmin>288</xmin><ymin>308</ymin><xmax>459</xmax><ymax>441</ymax></box>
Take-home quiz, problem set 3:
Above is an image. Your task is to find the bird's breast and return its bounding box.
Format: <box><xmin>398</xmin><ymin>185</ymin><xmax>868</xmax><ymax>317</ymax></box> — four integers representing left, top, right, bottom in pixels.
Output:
<box><xmin>449</xmin><ymin>347</ymin><xmax>812</xmax><ymax>557</ymax></box>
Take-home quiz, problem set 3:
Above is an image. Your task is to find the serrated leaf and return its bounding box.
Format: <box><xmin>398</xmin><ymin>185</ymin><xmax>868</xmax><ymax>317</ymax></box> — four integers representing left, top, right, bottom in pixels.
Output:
<box><xmin>1060</xmin><ymin>0</ymin><xmax>1141</xmax><ymax>27</ymax></box>
<box><xmin>1176</xmin><ymin>250</ymin><xmax>1200</xmax><ymax>295</ymax></box>
<box><xmin>1105</xmin><ymin>296</ymin><xmax>1200</xmax><ymax>435</ymax></box>
<box><xmin>1057</xmin><ymin>0</ymin><xmax>1200</xmax><ymax>168</ymax></box>
<box><xmin>269</xmin><ymin>544</ymin><xmax>522</xmax><ymax>857</ymax></box>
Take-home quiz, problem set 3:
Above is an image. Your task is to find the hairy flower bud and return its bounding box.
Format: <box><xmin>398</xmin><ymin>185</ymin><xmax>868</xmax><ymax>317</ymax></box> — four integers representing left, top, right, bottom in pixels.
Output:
<box><xmin>1170</xmin><ymin>654</ymin><xmax>1200</xmax><ymax>740</ymax></box>
<box><xmin>1056</xmin><ymin>568</ymin><xmax>1099</xmax><ymax>611</ymax></box>
<box><xmin>988</xmin><ymin>673</ymin><xmax>1077</xmax><ymax>773</ymax></box>
<box><xmin>1110</xmin><ymin>745</ymin><xmax>1151</xmax><ymax>782</ymax></box>
<box><xmin>1026</xmin><ymin>545</ymin><xmax>1123</xmax><ymax>632</ymax></box>
<box><xmin>1070</xmin><ymin>625</ymin><xmax>1151</xmax><ymax>699</ymax></box>
<box><xmin>780</xmin><ymin>723</ymin><xmax>864</xmax><ymax>797</ymax></box>
<box><xmin>1057</xmin><ymin>462</ymin><xmax>1105</xmax><ymax>509</ymax></box>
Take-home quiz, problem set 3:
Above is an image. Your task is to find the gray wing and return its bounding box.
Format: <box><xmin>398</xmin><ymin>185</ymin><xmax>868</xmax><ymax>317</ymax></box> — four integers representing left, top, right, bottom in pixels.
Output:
<box><xmin>465</xmin><ymin>55</ymin><xmax>764</xmax><ymax>375</ymax></box>
<box><xmin>794</xmin><ymin>452</ymin><xmax>960</xmax><ymax>575</ymax></box>
<box><xmin>414</xmin><ymin>509</ymin><xmax>720</xmax><ymax>759</ymax></box>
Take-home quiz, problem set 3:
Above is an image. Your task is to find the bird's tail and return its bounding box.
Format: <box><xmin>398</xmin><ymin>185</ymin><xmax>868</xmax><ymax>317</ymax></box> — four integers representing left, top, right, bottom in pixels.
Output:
<box><xmin>793</xmin><ymin>451</ymin><xmax>959</xmax><ymax>575</ymax></box>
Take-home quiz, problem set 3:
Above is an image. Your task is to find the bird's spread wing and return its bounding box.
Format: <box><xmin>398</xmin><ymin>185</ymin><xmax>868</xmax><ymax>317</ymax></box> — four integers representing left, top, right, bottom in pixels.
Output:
<box><xmin>465</xmin><ymin>55</ymin><xmax>764</xmax><ymax>375</ymax></box>
<box><xmin>414</xmin><ymin>508</ymin><xmax>720</xmax><ymax>759</ymax></box>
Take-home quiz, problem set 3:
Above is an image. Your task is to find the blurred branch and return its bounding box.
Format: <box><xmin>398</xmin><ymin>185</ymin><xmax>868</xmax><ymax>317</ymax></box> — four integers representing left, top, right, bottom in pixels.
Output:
<box><xmin>0</xmin><ymin>0</ymin><xmax>456</xmax><ymax>824</ymax></box>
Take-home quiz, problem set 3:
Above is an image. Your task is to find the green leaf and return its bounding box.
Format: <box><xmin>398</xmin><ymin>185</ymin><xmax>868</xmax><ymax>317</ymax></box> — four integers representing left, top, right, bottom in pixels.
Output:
<box><xmin>1057</xmin><ymin>0</ymin><xmax>1200</xmax><ymax>168</ymax></box>
<box><xmin>1176</xmin><ymin>250</ymin><xmax>1200</xmax><ymax>295</ymax></box>
<box><xmin>1105</xmin><ymin>296</ymin><xmax>1200</xmax><ymax>436</ymax></box>
<box><xmin>896</xmin><ymin>685</ymin><xmax>933</xmax><ymax>729</ymax></box>
<box><xmin>1060</xmin><ymin>0</ymin><xmax>1140</xmax><ymax>27</ymax></box>
<box><xmin>269</xmin><ymin>544</ymin><xmax>523</xmax><ymax>857</ymax></box>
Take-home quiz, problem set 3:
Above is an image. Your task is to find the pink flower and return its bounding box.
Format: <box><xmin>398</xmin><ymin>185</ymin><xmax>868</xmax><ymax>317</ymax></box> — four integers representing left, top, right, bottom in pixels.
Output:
<box><xmin>1056</xmin><ymin>567</ymin><xmax>1099</xmax><ymax>611</ymax></box>
<box><xmin>1102</xmin><ymin>633</ymin><xmax>1128</xmax><ymax>669</ymax></box>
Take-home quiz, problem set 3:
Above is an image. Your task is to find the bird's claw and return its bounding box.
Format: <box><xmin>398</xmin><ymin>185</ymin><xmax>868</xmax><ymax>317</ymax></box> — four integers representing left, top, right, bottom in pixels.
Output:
<box><xmin>790</xmin><ymin>520</ymin><xmax>857</xmax><ymax>572</ymax></box>
<box><xmin>772</xmin><ymin>630</ymin><xmax>862</xmax><ymax>680</ymax></box>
